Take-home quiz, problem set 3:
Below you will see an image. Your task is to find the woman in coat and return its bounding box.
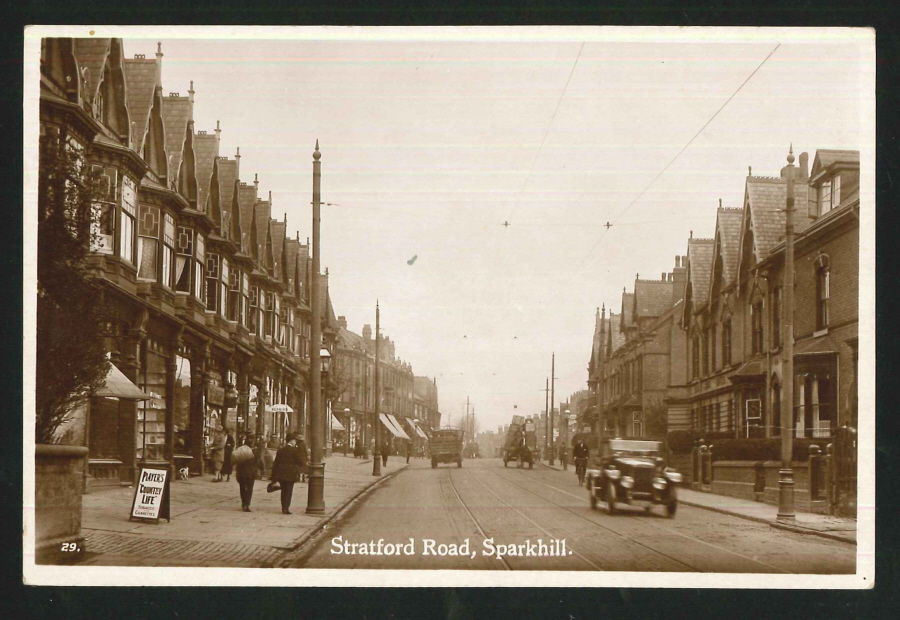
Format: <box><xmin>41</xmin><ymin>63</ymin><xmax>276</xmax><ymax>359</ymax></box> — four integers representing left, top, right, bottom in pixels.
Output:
<box><xmin>208</xmin><ymin>426</ymin><xmax>226</xmax><ymax>482</ymax></box>
<box><xmin>221</xmin><ymin>428</ymin><xmax>235</xmax><ymax>482</ymax></box>
<box><xmin>235</xmin><ymin>435</ymin><xmax>264</xmax><ymax>512</ymax></box>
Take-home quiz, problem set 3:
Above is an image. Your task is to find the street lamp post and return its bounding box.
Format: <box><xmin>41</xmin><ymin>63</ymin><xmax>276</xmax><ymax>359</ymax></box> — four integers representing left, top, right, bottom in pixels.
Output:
<box><xmin>778</xmin><ymin>146</ymin><xmax>797</xmax><ymax>523</ymax></box>
<box><xmin>306</xmin><ymin>141</ymin><xmax>325</xmax><ymax>515</ymax></box>
<box><xmin>343</xmin><ymin>407</ymin><xmax>351</xmax><ymax>456</ymax></box>
<box><xmin>373</xmin><ymin>302</ymin><xmax>382</xmax><ymax>476</ymax></box>
<box><xmin>549</xmin><ymin>352</ymin><xmax>556</xmax><ymax>466</ymax></box>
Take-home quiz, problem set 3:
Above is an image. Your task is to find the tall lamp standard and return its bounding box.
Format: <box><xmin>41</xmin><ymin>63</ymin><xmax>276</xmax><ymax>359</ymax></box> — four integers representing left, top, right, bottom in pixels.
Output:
<box><xmin>777</xmin><ymin>146</ymin><xmax>797</xmax><ymax>523</ymax></box>
<box><xmin>343</xmin><ymin>407</ymin><xmax>351</xmax><ymax>456</ymax></box>
<box><xmin>306</xmin><ymin>141</ymin><xmax>325</xmax><ymax>515</ymax></box>
<box><xmin>549</xmin><ymin>352</ymin><xmax>556</xmax><ymax>466</ymax></box>
<box><xmin>373</xmin><ymin>301</ymin><xmax>382</xmax><ymax>476</ymax></box>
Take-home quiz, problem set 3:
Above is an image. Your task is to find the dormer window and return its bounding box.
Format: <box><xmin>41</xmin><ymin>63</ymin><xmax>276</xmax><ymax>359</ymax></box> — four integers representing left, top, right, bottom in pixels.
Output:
<box><xmin>818</xmin><ymin>175</ymin><xmax>842</xmax><ymax>214</ymax></box>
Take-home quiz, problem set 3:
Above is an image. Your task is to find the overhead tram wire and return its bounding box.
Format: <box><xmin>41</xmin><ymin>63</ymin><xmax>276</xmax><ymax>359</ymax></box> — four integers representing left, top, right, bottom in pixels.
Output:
<box><xmin>561</xmin><ymin>42</ymin><xmax>782</xmax><ymax>289</ymax></box>
<box><xmin>489</xmin><ymin>41</ymin><xmax>585</xmax><ymax>308</ymax></box>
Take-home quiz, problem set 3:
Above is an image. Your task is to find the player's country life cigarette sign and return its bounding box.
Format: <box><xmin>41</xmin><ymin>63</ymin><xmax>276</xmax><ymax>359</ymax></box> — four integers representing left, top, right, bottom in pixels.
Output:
<box><xmin>131</xmin><ymin>467</ymin><xmax>168</xmax><ymax>520</ymax></box>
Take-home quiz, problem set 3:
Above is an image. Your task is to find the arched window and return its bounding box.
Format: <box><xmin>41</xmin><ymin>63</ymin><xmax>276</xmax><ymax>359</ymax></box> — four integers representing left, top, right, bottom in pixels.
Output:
<box><xmin>816</xmin><ymin>256</ymin><xmax>830</xmax><ymax>330</ymax></box>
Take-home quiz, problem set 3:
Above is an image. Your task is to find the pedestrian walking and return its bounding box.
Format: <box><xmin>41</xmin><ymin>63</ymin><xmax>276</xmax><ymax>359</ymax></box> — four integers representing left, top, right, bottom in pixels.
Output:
<box><xmin>406</xmin><ymin>439</ymin><xmax>411</xmax><ymax>464</ymax></box>
<box><xmin>208</xmin><ymin>425</ymin><xmax>226</xmax><ymax>482</ymax></box>
<box><xmin>381</xmin><ymin>433</ymin><xmax>390</xmax><ymax>467</ymax></box>
<box><xmin>221</xmin><ymin>427</ymin><xmax>235</xmax><ymax>482</ymax></box>
<box><xmin>234</xmin><ymin>435</ymin><xmax>264</xmax><ymax>512</ymax></box>
<box><xmin>269</xmin><ymin>433</ymin><xmax>307</xmax><ymax>514</ymax></box>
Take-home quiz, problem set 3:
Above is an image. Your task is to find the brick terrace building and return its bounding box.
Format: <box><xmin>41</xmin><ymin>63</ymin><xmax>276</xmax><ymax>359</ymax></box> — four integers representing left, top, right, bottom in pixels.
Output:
<box><xmin>41</xmin><ymin>38</ymin><xmax>342</xmax><ymax>487</ymax></box>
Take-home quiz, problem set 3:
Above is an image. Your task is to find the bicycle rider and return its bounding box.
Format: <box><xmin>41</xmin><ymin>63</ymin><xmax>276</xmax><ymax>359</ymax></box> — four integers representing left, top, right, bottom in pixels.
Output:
<box><xmin>573</xmin><ymin>438</ymin><xmax>590</xmax><ymax>485</ymax></box>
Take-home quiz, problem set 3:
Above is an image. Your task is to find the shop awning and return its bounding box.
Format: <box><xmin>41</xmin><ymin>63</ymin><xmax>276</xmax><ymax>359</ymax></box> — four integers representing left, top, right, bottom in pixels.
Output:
<box><xmin>386</xmin><ymin>414</ymin><xmax>411</xmax><ymax>440</ymax></box>
<box><xmin>415</xmin><ymin>426</ymin><xmax>429</xmax><ymax>440</ymax></box>
<box><xmin>95</xmin><ymin>362</ymin><xmax>151</xmax><ymax>400</ymax></box>
<box><xmin>331</xmin><ymin>414</ymin><xmax>346</xmax><ymax>431</ymax></box>
<box><xmin>380</xmin><ymin>414</ymin><xmax>408</xmax><ymax>439</ymax></box>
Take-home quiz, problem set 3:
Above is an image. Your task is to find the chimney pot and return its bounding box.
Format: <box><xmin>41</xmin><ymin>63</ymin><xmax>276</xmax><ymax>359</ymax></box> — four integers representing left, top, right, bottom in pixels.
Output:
<box><xmin>661</xmin><ymin>272</ymin><xmax>666</xmax><ymax>281</ymax></box>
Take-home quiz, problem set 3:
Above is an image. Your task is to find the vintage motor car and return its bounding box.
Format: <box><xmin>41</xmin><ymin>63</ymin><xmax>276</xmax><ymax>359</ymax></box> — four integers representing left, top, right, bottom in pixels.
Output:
<box><xmin>585</xmin><ymin>438</ymin><xmax>682</xmax><ymax>517</ymax></box>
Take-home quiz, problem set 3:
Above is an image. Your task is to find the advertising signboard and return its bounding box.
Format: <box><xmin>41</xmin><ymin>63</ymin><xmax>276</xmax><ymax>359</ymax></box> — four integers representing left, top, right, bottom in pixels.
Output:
<box><xmin>129</xmin><ymin>466</ymin><xmax>171</xmax><ymax>523</ymax></box>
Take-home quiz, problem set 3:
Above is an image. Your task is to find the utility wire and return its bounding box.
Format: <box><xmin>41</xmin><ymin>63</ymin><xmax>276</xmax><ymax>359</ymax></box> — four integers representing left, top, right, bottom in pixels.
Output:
<box><xmin>565</xmin><ymin>43</ymin><xmax>782</xmax><ymax>284</ymax></box>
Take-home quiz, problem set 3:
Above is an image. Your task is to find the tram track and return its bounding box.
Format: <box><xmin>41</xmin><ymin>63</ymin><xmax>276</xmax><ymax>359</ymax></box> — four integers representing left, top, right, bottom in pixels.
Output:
<box><xmin>490</xmin><ymin>466</ymin><xmax>795</xmax><ymax>574</ymax></box>
<box><xmin>445</xmin><ymin>467</ymin><xmax>513</xmax><ymax>571</ymax></box>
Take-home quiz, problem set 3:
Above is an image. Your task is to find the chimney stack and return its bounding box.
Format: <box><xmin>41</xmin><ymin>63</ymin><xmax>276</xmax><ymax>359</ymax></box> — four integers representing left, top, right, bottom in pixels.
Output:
<box><xmin>363</xmin><ymin>324</ymin><xmax>372</xmax><ymax>342</ymax></box>
<box><xmin>799</xmin><ymin>152</ymin><xmax>809</xmax><ymax>180</ymax></box>
<box><xmin>671</xmin><ymin>254</ymin><xmax>687</xmax><ymax>305</ymax></box>
<box><xmin>337</xmin><ymin>315</ymin><xmax>348</xmax><ymax>330</ymax></box>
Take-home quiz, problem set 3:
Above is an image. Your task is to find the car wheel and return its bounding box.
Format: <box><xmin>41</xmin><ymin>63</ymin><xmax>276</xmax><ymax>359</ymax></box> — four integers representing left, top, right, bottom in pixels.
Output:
<box><xmin>605</xmin><ymin>480</ymin><xmax>617</xmax><ymax>515</ymax></box>
<box><xmin>667</xmin><ymin>500</ymin><xmax>677</xmax><ymax>518</ymax></box>
<box><xmin>589</xmin><ymin>481</ymin><xmax>598</xmax><ymax>510</ymax></box>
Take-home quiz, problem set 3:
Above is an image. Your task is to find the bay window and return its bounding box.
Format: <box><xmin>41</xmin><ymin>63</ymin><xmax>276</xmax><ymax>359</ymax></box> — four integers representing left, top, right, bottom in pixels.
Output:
<box><xmin>194</xmin><ymin>234</ymin><xmax>205</xmax><ymax>302</ymax></box>
<box><xmin>90</xmin><ymin>165</ymin><xmax>116</xmax><ymax>254</ymax></box>
<box><xmin>136</xmin><ymin>204</ymin><xmax>160</xmax><ymax>281</ymax></box>
<box><xmin>265</xmin><ymin>292</ymin><xmax>275</xmax><ymax>338</ymax></box>
<box><xmin>120</xmin><ymin>176</ymin><xmax>136</xmax><ymax>264</ymax></box>
<box><xmin>274</xmin><ymin>295</ymin><xmax>281</xmax><ymax>343</ymax></box>
<box><xmin>162</xmin><ymin>214</ymin><xmax>175</xmax><ymax>288</ymax></box>
<box><xmin>249</xmin><ymin>285</ymin><xmax>259</xmax><ymax>334</ymax></box>
<box><xmin>219</xmin><ymin>257</ymin><xmax>229</xmax><ymax>318</ymax></box>
<box><xmin>175</xmin><ymin>227</ymin><xmax>193</xmax><ymax>293</ymax></box>
<box><xmin>205</xmin><ymin>253</ymin><xmax>220</xmax><ymax>312</ymax></box>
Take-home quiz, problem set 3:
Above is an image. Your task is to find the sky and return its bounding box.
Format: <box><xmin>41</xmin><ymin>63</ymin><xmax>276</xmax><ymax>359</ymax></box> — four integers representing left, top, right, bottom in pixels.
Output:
<box><xmin>120</xmin><ymin>29</ymin><xmax>868</xmax><ymax>434</ymax></box>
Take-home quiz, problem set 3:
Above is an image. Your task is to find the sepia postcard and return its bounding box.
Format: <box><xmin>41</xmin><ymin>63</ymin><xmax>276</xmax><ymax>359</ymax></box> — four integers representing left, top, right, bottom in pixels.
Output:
<box><xmin>23</xmin><ymin>25</ymin><xmax>875</xmax><ymax>588</ymax></box>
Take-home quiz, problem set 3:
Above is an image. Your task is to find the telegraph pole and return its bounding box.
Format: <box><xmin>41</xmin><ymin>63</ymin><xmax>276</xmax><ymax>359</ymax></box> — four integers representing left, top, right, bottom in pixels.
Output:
<box><xmin>361</xmin><ymin>349</ymin><xmax>369</xmax><ymax>459</ymax></box>
<box><xmin>543</xmin><ymin>377</ymin><xmax>550</xmax><ymax>459</ymax></box>
<box><xmin>373</xmin><ymin>301</ymin><xmax>382</xmax><ymax>476</ymax></box>
<box><xmin>778</xmin><ymin>146</ymin><xmax>796</xmax><ymax>522</ymax></box>
<box><xmin>549</xmin><ymin>352</ymin><xmax>556</xmax><ymax>466</ymax></box>
<box><xmin>306</xmin><ymin>141</ymin><xmax>325</xmax><ymax>514</ymax></box>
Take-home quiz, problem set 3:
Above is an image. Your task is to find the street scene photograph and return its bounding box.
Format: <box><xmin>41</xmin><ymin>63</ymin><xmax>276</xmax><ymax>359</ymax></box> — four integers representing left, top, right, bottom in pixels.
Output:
<box><xmin>24</xmin><ymin>26</ymin><xmax>873</xmax><ymax>586</ymax></box>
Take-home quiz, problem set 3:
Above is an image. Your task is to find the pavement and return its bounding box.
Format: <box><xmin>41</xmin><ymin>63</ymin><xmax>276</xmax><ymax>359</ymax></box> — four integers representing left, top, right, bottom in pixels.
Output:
<box><xmin>76</xmin><ymin>453</ymin><xmax>411</xmax><ymax>567</ymax></box>
<box><xmin>292</xmin><ymin>458</ymin><xmax>856</xmax><ymax>572</ymax></box>
<box><xmin>539</xmin><ymin>460</ymin><xmax>856</xmax><ymax>545</ymax></box>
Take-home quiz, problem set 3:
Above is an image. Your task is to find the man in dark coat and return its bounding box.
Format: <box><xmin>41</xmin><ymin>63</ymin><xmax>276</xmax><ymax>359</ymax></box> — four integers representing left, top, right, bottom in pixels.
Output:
<box><xmin>235</xmin><ymin>435</ymin><xmax>264</xmax><ymax>512</ymax></box>
<box><xmin>271</xmin><ymin>434</ymin><xmax>307</xmax><ymax>514</ymax></box>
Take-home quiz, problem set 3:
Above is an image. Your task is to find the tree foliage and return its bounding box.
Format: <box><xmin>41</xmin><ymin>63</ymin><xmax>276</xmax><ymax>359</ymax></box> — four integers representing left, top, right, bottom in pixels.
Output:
<box><xmin>36</xmin><ymin>134</ymin><xmax>111</xmax><ymax>444</ymax></box>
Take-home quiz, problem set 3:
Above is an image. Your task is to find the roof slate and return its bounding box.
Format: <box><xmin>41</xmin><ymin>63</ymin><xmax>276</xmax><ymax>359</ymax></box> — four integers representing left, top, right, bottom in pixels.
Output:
<box><xmin>813</xmin><ymin>149</ymin><xmax>860</xmax><ymax>172</ymax></box>
<box><xmin>634</xmin><ymin>279</ymin><xmax>674</xmax><ymax>318</ymax></box>
<box><xmin>745</xmin><ymin>176</ymin><xmax>809</xmax><ymax>261</ymax></box>
<box><xmin>73</xmin><ymin>38</ymin><xmax>111</xmax><ymax>106</ymax></box>
<box><xmin>714</xmin><ymin>208</ymin><xmax>743</xmax><ymax>286</ymax></box>
<box><xmin>217</xmin><ymin>159</ymin><xmax>239</xmax><ymax>241</ymax></box>
<box><xmin>607</xmin><ymin>312</ymin><xmax>625</xmax><ymax>354</ymax></box>
<box><xmin>254</xmin><ymin>200</ymin><xmax>272</xmax><ymax>266</ymax></box>
<box><xmin>122</xmin><ymin>59</ymin><xmax>159</xmax><ymax>151</ymax></box>
<box><xmin>161</xmin><ymin>97</ymin><xmax>192</xmax><ymax>185</ymax></box>
<box><xmin>271</xmin><ymin>220</ymin><xmax>286</xmax><ymax>282</ymax></box>
<box><xmin>620</xmin><ymin>293</ymin><xmax>634</xmax><ymax>328</ymax></box>
<box><xmin>687</xmin><ymin>238</ymin><xmax>715</xmax><ymax>308</ymax></box>
<box><xmin>194</xmin><ymin>133</ymin><xmax>218</xmax><ymax>214</ymax></box>
<box><xmin>284</xmin><ymin>238</ymin><xmax>301</xmax><ymax>295</ymax></box>
<box><xmin>338</xmin><ymin>327</ymin><xmax>366</xmax><ymax>350</ymax></box>
<box><xmin>237</xmin><ymin>185</ymin><xmax>257</xmax><ymax>255</ymax></box>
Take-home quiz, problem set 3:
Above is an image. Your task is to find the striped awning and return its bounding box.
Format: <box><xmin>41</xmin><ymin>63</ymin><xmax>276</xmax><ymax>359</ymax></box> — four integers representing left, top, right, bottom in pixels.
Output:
<box><xmin>386</xmin><ymin>414</ymin><xmax>411</xmax><ymax>440</ymax></box>
<box><xmin>380</xmin><ymin>414</ymin><xmax>408</xmax><ymax>439</ymax></box>
<box><xmin>331</xmin><ymin>414</ymin><xmax>346</xmax><ymax>431</ymax></box>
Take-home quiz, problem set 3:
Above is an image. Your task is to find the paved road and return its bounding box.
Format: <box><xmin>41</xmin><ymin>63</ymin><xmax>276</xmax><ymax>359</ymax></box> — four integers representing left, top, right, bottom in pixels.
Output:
<box><xmin>290</xmin><ymin>458</ymin><xmax>856</xmax><ymax>572</ymax></box>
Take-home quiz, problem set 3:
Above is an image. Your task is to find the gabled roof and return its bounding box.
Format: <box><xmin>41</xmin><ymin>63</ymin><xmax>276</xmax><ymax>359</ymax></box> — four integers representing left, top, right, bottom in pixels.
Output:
<box><xmin>271</xmin><ymin>219</ymin><xmax>287</xmax><ymax>282</ymax></box>
<box><xmin>713</xmin><ymin>208</ymin><xmax>743</xmax><ymax>286</ymax></box>
<box><xmin>194</xmin><ymin>132</ymin><xmax>218</xmax><ymax>212</ymax></box>
<box><xmin>254</xmin><ymin>200</ymin><xmax>272</xmax><ymax>267</ymax></box>
<box><xmin>686</xmin><ymin>238</ymin><xmax>715</xmax><ymax>309</ymax></box>
<box><xmin>161</xmin><ymin>96</ymin><xmax>192</xmax><ymax>186</ymax></box>
<box><xmin>607</xmin><ymin>311</ymin><xmax>625</xmax><ymax>354</ymax></box>
<box><xmin>620</xmin><ymin>293</ymin><xmax>634</xmax><ymax>330</ymax></box>
<box><xmin>122</xmin><ymin>58</ymin><xmax>160</xmax><ymax>151</ymax></box>
<box><xmin>217</xmin><ymin>158</ymin><xmax>239</xmax><ymax>242</ymax></box>
<box><xmin>633</xmin><ymin>278</ymin><xmax>674</xmax><ymax>319</ymax></box>
<box><xmin>237</xmin><ymin>184</ymin><xmax>257</xmax><ymax>255</ymax></box>
<box><xmin>73</xmin><ymin>38</ymin><xmax>111</xmax><ymax>106</ymax></box>
<box><xmin>285</xmin><ymin>238</ymin><xmax>301</xmax><ymax>296</ymax></box>
<box><xmin>811</xmin><ymin>149</ymin><xmax>860</xmax><ymax>176</ymax></box>
<box><xmin>742</xmin><ymin>175</ymin><xmax>809</xmax><ymax>262</ymax></box>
